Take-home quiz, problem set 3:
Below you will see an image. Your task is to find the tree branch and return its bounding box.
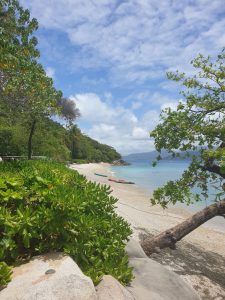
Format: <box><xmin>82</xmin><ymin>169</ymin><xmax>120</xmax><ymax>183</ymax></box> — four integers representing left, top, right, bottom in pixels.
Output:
<box><xmin>200</xmin><ymin>164</ymin><xmax>225</xmax><ymax>179</ymax></box>
<box><xmin>189</xmin><ymin>104</ymin><xmax>225</xmax><ymax>115</ymax></box>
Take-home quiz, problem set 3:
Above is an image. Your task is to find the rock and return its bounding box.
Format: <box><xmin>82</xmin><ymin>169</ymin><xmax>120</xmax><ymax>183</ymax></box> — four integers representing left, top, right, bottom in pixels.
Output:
<box><xmin>125</xmin><ymin>238</ymin><xmax>200</xmax><ymax>299</ymax></box>
<box><xmin>112</xmin><ymin>159</ymin><xmax>130</xmax><ymax>166</ymax></box>
<box><xmin>127</xmin><ymin>258</ymin><xmax>201</xmax><ymax>300</ymax></box>
<box><xmin>126</xmin><ymin>238</ymin><xmax>147</xmax><ymax>258</ymax></box>
<box><xmin>96</xmin><ymin>275</ymin><xmax>134</xmax><ymax>300</ymax></box>
<box><xmin>0</xmin><ymin>253</ymin><xmax>97</xmax><ymax>300</ymax></box>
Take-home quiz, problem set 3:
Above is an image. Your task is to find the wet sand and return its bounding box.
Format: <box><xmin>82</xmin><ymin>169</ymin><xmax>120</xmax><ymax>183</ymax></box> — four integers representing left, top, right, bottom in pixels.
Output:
<box><xmin>70</xmin><ymin>163</ymin><xmax>225</xmax><ymax>299</ymax></box>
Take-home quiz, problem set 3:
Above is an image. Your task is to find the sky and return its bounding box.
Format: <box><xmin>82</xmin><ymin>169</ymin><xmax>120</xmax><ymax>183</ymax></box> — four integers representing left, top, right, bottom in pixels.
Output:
<box><xmin>21</xmin><ymin>0</ymin><xmax>225</xmax><ymax>155</ymax></box>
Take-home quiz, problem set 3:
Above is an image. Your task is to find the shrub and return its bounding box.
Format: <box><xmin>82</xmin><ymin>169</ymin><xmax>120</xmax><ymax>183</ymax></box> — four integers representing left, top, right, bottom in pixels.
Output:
<box><xmin>0</xmin><ymin>262</ymin><xmax>12</xmax><ymax>290</ymax></box>
<box><xmin>0</xmin><ymin>160</ymin><xmax>133</xmax><ymax>286</ymax></box>
<box><xmin>71</xmin><ymin>158</ymin><xmax>89</xmax><ymax>164</ymax></box>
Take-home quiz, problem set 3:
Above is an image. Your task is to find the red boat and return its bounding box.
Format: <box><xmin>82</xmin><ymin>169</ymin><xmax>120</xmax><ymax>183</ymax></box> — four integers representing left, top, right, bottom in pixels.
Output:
<box><xmin>108</xmin><ymin>178</ymin><xmax>135</xmax><ymax>184</ymax></box>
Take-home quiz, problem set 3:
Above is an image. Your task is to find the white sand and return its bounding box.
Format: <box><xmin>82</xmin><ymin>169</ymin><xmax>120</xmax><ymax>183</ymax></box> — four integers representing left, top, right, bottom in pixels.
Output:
<box><xmin>70</xmin><ymin>162</ymin><xmax>225</xmax><ymax>257</ymax></box>
<box><xmin>70</xmin><ymin>163</ymin><xmax>225</xmax><ymax>299</ymax></box>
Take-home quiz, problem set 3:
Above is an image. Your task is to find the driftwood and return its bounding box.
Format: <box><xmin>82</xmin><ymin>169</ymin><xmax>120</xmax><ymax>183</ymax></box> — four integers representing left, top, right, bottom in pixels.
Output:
<box><xmin>141</xmin><ymin>199</ymin><xmax>225</xmax><ymax>256</ymax></box>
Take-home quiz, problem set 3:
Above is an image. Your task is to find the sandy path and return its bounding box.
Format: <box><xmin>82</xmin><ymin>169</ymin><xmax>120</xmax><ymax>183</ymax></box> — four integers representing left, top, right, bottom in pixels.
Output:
<box><xmin>70</xmin><ymin>163</ymin><xmax>225</xmax><ymax>299</ymax></box>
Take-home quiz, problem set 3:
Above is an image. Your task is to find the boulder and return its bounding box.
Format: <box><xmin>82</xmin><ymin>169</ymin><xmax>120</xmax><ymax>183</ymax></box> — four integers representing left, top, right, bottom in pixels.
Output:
<box><xmin>0</xmin><ymin>253</ymin><xmax>97</xmax><ymax>300</ymax></box>
<box><xmin>125</xmin><ymin>238</ymin><xmax>200</xmax><ymax>300</ymax></box>
<box><xmin>127</xmin><ymin>258</ymin><xmax>200</xmax><ymax>300</ymax></box>
<box><xmin>126</xmin><ymin>238</ymin><xmax>147</xmax><ymax>258</ymax></box>
<box><xmin>96</xmin><ymin>275</ymin><xmax>134</xmax><ymax>300</ymax></box>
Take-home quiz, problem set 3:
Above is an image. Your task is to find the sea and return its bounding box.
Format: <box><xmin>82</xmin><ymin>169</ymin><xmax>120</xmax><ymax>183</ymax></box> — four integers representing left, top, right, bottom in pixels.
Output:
<box><xmin>112</xmin><ymin>160</ymin><xmax>190</xmax><ymax>197</ymax></box>
<box><xmin>111</xmin><ymin>160</ymin><xmax>225</xmax><ymax>231</ymax></box>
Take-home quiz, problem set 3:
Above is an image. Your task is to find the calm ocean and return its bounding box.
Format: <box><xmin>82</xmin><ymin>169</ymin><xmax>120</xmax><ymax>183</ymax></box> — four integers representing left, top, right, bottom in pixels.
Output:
<box><xmin>111</xmin><ymin>160</ymin><xmax>225</xmax><ymax>232</ymax></box>
<box><xmin>111</xmin><ymin>160</ymin><xmax>220</xmax><ymax>212</ymax></box>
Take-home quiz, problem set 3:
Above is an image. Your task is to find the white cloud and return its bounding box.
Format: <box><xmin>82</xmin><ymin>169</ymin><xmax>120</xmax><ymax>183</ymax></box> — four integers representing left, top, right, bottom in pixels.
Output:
<box><xmin>70</xmin><ymin>92</ymin><xmax>157</xmax><ymax>154</ymax></box>
<box><xmin>22</xmin><ymin>0</ymin><xmax>225</xmax><ymax>84</ymax></box>
<box><xmin>126</xmin><ymin>91</ymin><xmax>179</xmax><ymax>109</ymax></box>
<box><xmin>18</xmin><ymin>0</ymin><xmax>225</xmax><ymax>154</ymax></box>
<box><xmin>161</xmin><ymin>102</ymin><xmax>179</xmax><ymax>111</ymax></box>
<box><xmin>131</xmin><ymin>101</ymin><xmax>143</xmax><ymax>110</ymax></box>
<box><xmin>141</xmin><ymin>110</ymin><xmax>160</xmax><ymax>131</ymax></box>
<box><xmin>132</xmin><ymin>127</ymin><xmax>149</xmax><ymax>140</ymax></box>
<box><xmin>45</xmin><ymin>67</ymin><xmax>55</xmax><ymax>79</ymax></box>
<box><xmin>71</xmin><ymin>93</ymin><xmax>114</xmax><ymax>123</ymax></box>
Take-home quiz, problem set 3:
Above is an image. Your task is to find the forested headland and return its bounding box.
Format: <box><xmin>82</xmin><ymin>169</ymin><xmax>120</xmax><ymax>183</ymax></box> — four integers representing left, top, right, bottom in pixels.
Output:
<box><xmin>0</xmin><ymin>114</ymin><xmax>121</xmax><ymax>163</ymax></box>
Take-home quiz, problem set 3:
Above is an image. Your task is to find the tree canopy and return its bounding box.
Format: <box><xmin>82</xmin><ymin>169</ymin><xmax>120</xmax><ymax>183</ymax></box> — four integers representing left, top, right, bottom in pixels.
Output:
<box><xmin>141</xmin><ymin>49</ymin><xmax>225</xmax><ymax>256</ymax></box>
<box><xmin>0</xmin><ymin>0</ymin><xmax>79</xmax><ymax>158</ymax></box>
<box><xmin>150</xmin><ymin>49</ymin><xmax>225</xmax><ymax>208</ymax></box>
<box><xmin>0</xmin><ymin>115</ymin><xmax>121</xmax><ymax>163</ymax></box>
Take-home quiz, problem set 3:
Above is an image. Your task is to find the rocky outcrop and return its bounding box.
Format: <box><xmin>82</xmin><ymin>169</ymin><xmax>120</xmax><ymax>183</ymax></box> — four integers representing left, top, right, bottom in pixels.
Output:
<box><xmin>112</xmin><ymin>159</ymin><xmax>130</xmax><ymax>166</ymax></box>
<box><xmin>0</xmin><ymin>253</ymin><xmax>97</xmax><ymax>300</ymax></box>
<box><xmin>126</xmin><ymin>238</ymin><xmax>200</xmax><ymax>300</ymax></box>
<box><xmin>96</xmin><ymin>275</ymin><xmax>134</xmax><ymax>300</ymax></box>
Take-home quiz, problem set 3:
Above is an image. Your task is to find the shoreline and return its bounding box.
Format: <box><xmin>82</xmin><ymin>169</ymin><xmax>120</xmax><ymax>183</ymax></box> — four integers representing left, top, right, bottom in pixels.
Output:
<box><xmin>70</xmin><ymin>162</ymin><xmax>225</xmax><ymax>255</ymax></box>
<box><xmin>70</xmin><ymin>162</ymin><xmax>225</xmax><ymax>299</ymax></box>
<box><xmin>111</xmin><ymin>163</ymin><xmax>225</xmax><ymax>234</ymax></box>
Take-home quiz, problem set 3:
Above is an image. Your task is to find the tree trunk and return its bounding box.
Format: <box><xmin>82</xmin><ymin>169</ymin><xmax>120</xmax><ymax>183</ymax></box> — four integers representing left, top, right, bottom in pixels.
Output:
<box><xmin>141</xmin><ymin>199</ymin><xmax>225</xmax><ymax>256</ymax></box>
<box><xmin>28</xmin><ymin>119</ymin><xmax>36</xmax><ymax>160</ymax></box>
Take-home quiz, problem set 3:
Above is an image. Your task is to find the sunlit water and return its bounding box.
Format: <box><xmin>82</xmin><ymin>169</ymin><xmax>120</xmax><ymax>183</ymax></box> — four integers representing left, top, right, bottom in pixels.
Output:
<box><xmin>111</xmin><ymin>160</ymin><xmax>224</xmax><ymax>231</ymax></box>
<box><xmin>112</xmin><ymin>160</ymin><xmax>189</xmax><ymax>194</ymax></box>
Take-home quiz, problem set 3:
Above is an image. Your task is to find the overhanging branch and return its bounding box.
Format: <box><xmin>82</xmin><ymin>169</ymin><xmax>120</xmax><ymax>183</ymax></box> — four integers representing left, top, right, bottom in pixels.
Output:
<box><xmin>200</xmin><ymin>164</ymin><xmax>225</xmax><ymax>179</ymax></box>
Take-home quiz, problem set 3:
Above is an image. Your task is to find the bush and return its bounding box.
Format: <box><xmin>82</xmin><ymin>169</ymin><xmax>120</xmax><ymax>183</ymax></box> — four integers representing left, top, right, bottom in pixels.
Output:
<box><xmin>0</xmin><ymin>262</ymin><xmax>12</xmax><ymax>290</ymax></box>
<box><xmin>0</xmin><ymin>160</ymin><xmax>133</xmax><ymax>286</ymax></box>
<box><xmin>71</xmin><ymin>158</ymin><xmax>89</xmax><ymax>164</ymax></box>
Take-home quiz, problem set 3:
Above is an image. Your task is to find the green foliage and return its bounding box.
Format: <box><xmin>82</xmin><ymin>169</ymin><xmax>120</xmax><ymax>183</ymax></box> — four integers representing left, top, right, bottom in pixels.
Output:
<box><xmin>69</xmin><ymin>125</ymin><xmax>121</xmax><ymax>163</ymax></box>
<box><xmin>0</xmin><ymin>0</ymin><xmax>60</xmax><ymax>113</ymax></box>
<box><xmin>71</xmin><ymin>159</ymin><xmax>89</xmax><ymax>164</ymax></box>
<box><xmin>0</xmin><ymin>160</ymin><xmax>133</xmax><ymax>285</ymax></box>
<box><xmin>0</xmin><ymin>262</ymin><xmax>12</xmax><ymax>290</ymax></box>
<box><xmin>0</xmin><ymin>117</ymin><xmax>121</xmax><ymax>163</ymax></box>
<box><xmin>151</xmin><ymin>49</ymin><xmax>225</xmax><ymax>207</ymax></box>
<box><xmin>0</xmin><ymin>1</ymin><xmax>78</xmax><ymax>159</ymax></box>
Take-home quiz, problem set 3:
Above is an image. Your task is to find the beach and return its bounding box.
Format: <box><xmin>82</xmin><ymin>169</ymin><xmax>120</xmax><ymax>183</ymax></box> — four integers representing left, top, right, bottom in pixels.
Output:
<box><xmin>70</xmin><ymin>162</ymin><xmax>225</xmax><ymax>300</ymax></box>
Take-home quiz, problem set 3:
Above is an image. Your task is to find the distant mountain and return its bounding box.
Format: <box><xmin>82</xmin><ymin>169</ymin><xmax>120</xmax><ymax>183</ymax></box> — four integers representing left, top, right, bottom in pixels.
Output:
<box><xmin>123</xmin><ymin>151</ymin><xmax>158</xmax><ymax>162</ymax></box>
<box><xmin>123</xmin><ymin>150</ymin><xmax>199</xmax><ymax>163</ymax></box>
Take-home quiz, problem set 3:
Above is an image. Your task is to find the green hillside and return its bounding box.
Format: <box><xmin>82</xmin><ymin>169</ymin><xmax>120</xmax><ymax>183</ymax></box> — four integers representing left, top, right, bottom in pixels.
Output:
<box><xmin>0</xmin><ymin>116</ymin><xmax>121</xmax><ymax>163</ymax></box>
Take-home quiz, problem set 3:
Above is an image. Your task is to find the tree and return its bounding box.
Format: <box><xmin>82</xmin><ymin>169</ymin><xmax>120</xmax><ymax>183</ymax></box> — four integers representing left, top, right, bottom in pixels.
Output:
<box><xmin>0</xmin><ymin>1</ymin><xmax>79</xmax><ymax>159</ymax></box>
<box><xmin>58</xmin><ymin>97</ymin><xmax>80</xmax><ymax>126</ymax></box>
<box><xmin>0</xmin><ymin>0</ymin><xmax>61</xmax><ymax>159</ymax></box>
<box><xmin>142</xmin><ymin>49</ymin><xmax>225</xmax><ymax>255</ymax></box>
<box><xmin>0</xmin><ymin>0</ymin><xmax>39</xmax><ymax>103</ymax></box>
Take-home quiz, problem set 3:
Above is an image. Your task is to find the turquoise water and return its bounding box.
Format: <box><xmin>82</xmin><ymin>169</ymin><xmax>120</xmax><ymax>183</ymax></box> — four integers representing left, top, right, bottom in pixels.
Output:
<box><xmin>112</xmin><ymin>160</ymin><xmax>189</xmax><ymax>192</ymax></box>
<box><xmin>111</xmin><ymin>160</ymin><xmax>225</xmax><ymax>231</ymax></box>
<box><xmin>111</xmin><ymin>160</ymin><xmax>219</xmax><ymax>211</ymax></box>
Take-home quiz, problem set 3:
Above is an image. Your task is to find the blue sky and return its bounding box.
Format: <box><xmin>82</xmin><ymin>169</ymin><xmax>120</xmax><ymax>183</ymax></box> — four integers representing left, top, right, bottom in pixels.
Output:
<box><xmin>21</xmin><ymin>0</ymin><xmax>225</xmax><ymax>154</ymax></box>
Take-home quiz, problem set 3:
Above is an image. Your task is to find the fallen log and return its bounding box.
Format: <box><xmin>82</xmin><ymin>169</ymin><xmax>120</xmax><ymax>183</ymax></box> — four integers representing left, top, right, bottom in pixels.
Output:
<box><xmin>141</xmin><ymin>199</ymin><xmax>225</xmax><ymax>256</ymax></box>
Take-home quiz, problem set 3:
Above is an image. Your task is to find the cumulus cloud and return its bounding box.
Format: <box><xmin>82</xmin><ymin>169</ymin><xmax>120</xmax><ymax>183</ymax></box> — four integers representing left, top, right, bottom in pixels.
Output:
<box><xmin>70</xmin><ymin>93</ymin><xmax>158</xmax><ymax>154</ymax></box>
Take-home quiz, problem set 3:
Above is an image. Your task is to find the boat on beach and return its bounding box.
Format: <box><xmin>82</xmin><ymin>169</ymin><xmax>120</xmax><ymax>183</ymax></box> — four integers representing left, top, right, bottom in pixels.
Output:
<box><xmin>94</xmin><ymin>173</ymin><xmax>108</xmax><ymax>177</ymax></box>
<box><xmin>108</xmin><ymin>178</ymin><xmax>135</xmax><ymax>184</ymax></box>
